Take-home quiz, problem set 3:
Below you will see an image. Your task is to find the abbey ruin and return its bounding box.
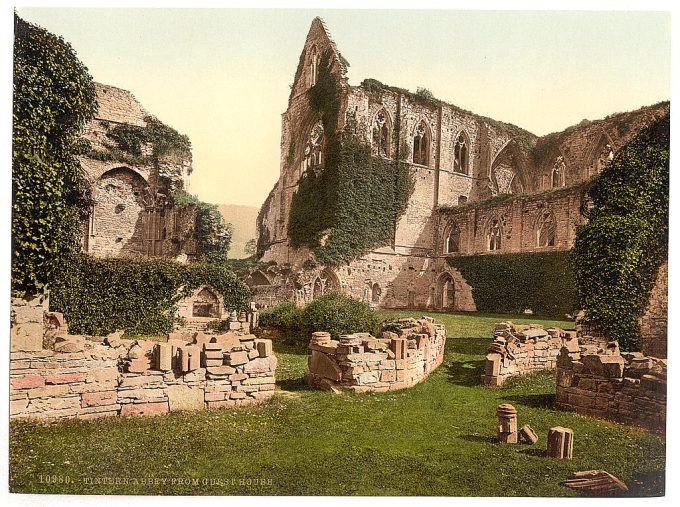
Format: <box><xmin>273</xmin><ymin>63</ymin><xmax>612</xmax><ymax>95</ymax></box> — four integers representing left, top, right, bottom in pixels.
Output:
<box><xmin>79</xmin><ymin>83</ymin><xmax>199</xmax><ymax>261</ymax></box>
<box><xmin>253</xmin><ymin>18</ymin><xmax>668</xmax><ymax>339</ymax></box>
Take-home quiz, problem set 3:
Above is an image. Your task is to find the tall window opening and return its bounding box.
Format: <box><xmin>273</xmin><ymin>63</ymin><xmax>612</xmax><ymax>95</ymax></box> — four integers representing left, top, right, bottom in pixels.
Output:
<box><xmin>413</xmin><ymin>120</ymin><xmax>430</xmax><ymax>166</ymax></box>
<box><xmin>453</xmin><ymin>131</ymin><xmax>470</xmax><ymax>174</ymax></box>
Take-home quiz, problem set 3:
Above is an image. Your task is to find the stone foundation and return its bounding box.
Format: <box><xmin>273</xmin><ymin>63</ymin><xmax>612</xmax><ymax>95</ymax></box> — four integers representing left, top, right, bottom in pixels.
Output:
<box><xmin>555</xmin><ymin>346</ymin><xmax>666</xmax><ymax>432</ymax></box>
<box><xmin>304</xmin><ymin>317</ymin><xmax>445</xmax><ymax>392</ymax></box>
<box><xmin>481</xmin><ymin>322</ymin><xmax>577</xmax><ymax>386</ymax></box>
<box><xmin>9</xmin><ymin>330</ymin><xmax>276</xmax><ymax>422</ymax></box>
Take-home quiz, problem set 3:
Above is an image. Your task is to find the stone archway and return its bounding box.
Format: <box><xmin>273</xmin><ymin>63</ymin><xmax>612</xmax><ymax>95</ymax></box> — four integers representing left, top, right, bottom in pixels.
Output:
<box><xmin>436</xmin><ymin>273</ymin><xmax>455</xmax><ymax>310</ymax></box>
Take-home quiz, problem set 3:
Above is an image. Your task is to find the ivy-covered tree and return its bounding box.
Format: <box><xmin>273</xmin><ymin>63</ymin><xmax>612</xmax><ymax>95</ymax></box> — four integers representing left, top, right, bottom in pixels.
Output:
<box><xmin>572</xmin><ymin>113</ymin><xmax>669</xmax><ymax>350</ymax></box>
<box><xmin>12</xmin><ymin>14</ymin><xmax>97</xmax><ymax>297</ymax></box>
<box><xmin>172</xmin><ymin>190</ymin><xmax>232</xmax><ymax>264</ymax></box>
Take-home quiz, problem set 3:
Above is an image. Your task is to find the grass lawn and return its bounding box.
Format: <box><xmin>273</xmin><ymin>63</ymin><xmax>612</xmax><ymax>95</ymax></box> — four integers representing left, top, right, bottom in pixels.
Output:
<box><xmin>9</xmin><ymin>311</ymin><xmax>665</xmax><ymax>496</ymax></box>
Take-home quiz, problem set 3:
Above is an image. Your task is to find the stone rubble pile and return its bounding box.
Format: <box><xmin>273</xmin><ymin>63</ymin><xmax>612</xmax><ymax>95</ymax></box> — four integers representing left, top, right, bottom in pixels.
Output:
<box><xmin>304</xmin><ymin>317</ymin><xmax>446</xmax><ymax>393</ymax></box>
<box><xmin>10</xmin><ymin>327</ymin><xmax>277</xmax><ymax>422</ymax></box>
<box><xmin>482</xmin><ymin>322</ymin><xmax>578</xmax><ymax>386</ymax></box>
<box><xmin>555</xmin><ymin>343</ymin><xmax>666</xmax><ymax>431</ymax></box>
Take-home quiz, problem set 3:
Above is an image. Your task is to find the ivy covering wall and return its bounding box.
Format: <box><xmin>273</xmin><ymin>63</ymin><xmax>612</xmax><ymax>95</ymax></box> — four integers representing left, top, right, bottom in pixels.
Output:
<box><xmin>50</xmin><ymin>255</ymin><xmax>250</xmax><ymax>336</ymax></box>
<box><xmin>12</xmin><ymin>14</ymin><xmax>97</xmax><ymax>297</ymax></box>
<box><xmin>87</xmin><ymin>115</ymin><xmax>192</xmax><ymax>166</ymax></box>
<box><xmin>287</xmin><ymin>52</ymin><xmax>414</xmax><ymax>264</ymax></box>
<box><xmin>572</xmin><ymin>114</ymin><xmax>669</xmax><ymax>350</ymax></box>
<box><xmin>448</xmin><ymin>252</ymin><xmax>578</xmax><ymax>317</ymax></box>
<box><xmin>172</xmin><ymin>191</ymin><xmax>232</xmax><ymax>264</ymax></box>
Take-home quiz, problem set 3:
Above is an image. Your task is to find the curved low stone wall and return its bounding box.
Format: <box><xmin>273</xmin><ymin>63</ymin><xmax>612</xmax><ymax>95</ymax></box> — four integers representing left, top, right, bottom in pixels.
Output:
<box><xmin>304</xmin><ymin>317</ymin><xmax>446</xmax><ymax>393</ymax></box>
<box><xmin>481</xmin><ymin>322</ymin><xmax>578</xmax><ymax>387</ymax></box>
<box><xmin>9</xmin><ymin>330</ymin><xmax>277</xmax><ymax>422</ymax></box>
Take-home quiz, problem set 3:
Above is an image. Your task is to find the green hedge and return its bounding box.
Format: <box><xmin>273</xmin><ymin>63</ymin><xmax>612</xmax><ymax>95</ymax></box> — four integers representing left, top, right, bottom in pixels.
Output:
<box><xmin>258</xmin><ymin>293</ymin><xmax>380</xmax><ymax>344</ymax></box>
<box><xmin>448</xmin><ymin>251</ymin><xmax>578</xmax><ymax>317</ymax></box>
<box><xmin>572</xmin><ymin>113</ymin><xmax>669</xmax><ymax>350</ymax></box>
<box><xmin>50</xmin><ymin>255</ymin><xmax>250</xmax><ymax>336</ymax></box>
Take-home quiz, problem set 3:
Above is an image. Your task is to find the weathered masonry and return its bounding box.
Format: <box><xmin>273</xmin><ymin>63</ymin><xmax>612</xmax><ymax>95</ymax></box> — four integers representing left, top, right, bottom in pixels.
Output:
<box><xmin>304</xmin><ymin>317</ymin><xmax>446</xmax><ymax>392</ymax></box>
<box><xmin>79</xmin><ymin>83</ymin><xmax>199</xmax><ymax>261</ymax></box>
<box><xmin>10</xmin><ymin>328</ymin><xmax>276</xmax><ymax>422</ymax></box>
<box><xmin>254</xmin><ymin>17</ymin><xmax>669</xmax><ymax>327</ymax></box>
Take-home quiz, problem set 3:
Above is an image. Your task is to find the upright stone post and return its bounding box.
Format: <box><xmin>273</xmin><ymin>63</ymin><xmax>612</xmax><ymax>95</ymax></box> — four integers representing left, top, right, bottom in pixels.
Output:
<box><xmin>496</xmin><ymin>404</ymin><xmax>518</xmax><ymax>443</ymax></box>
<box><xmin>547</xmin><ymin>426</ymin><xmax>574</xmax><ymax>459</ymax></box>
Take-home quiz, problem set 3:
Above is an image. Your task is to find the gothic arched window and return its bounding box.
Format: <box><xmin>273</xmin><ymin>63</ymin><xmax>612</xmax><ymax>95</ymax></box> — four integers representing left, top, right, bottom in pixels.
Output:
<box><xmin>453</xmin><ymin>131</ymin><xmax>470</xmax><ymax>174</ymax></box>
<box><xmin>372</xmin><ymin>110</ymin><xmax>391</xmax><ymax>158</ymax></box>
<box><xmin>536</xmin><ymin>209</ymin><xmax>556</xmax><ymax>248</ymax></box>
<box><xmin>302</xmin><ymin>122</ymin><xmax>324</xmax><ymax>173</ymax></box>
<box><xmin>488</xmin><ymin>218</ymin><xmax>502</xmax><ymax>251</ymax></box>
<box><xmin>413</xmin><ymin>120</ymin><xmax>430</xmax><ymax>166</ymax></box>
<box><xmin>445</xmin><ymin>224</ymin><xmax>460</xmax><ymax>254</ymax></box>
<box><xmin>551</xmin><ymin>156</ymin><xmax>566</xmax><ymax>188</ymax></box>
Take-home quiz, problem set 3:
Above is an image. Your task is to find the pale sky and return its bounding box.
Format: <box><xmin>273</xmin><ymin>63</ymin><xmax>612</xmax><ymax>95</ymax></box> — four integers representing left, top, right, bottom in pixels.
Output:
<box><xmin>14</xmin><ymin>8</ymin><xmax>671</xmax><ymax>207</ymax></box>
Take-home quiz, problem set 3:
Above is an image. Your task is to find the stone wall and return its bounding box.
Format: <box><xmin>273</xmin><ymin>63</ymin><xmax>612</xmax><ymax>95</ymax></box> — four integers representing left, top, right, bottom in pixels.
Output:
<box><xmin>80</xmin><ymin>83</ymin><xmax>196</xmax><ymax>261</ymax></box>
<box><xmin>255</xmin><ymin>17</ymin><xmax>669</xmax><ymax>315</ymax></box>
<box><xmin>555</xmin><ymin>346</ymin><xmax>666</xmax><ymax>432</ymax></box>
<box><xmin>304</xmin><ymin>317</ymin><xmax>445</xmax><ymax>392</ymax></box>
<box><xmin>481</xmin><ymin>322</ymin><xmax>578</xmax><ymax>386</ymax></box>
<box><xmin>9</xmin><ymin>331</ymin><xmax>276</xmax><ymax>422</ymax></box>
<box><xmin>640</xmin><ymin>261</ymin><xmax>668</xmax><ymax>358</ymax></box>
<box><xmin>437</xmin><ymin>186</ymin><xmax>586</xmax><ymax>256</ymax></box>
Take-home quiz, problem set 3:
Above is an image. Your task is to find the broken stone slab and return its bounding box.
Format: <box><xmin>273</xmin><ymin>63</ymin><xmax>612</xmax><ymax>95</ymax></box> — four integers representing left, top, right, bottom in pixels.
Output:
<box><xmin>560</xmin><ymin>470</ymin><xmax>628</xmax><ymax>495</ymax></box>
<box><xmin>547</xmin><ymin>426</ymin><xmax>574</xmax><ymax>459</ymax></box>
<box><xmin>243</xmin><ymin>355</ymin><xmax>277</xmax><ymax>374</ymax></box>
<box><xmin>308</xmin><ymin>350</ymin><xmax>342</xmax><ymax>381</ymax></box>
<box><xmin>582</xmin><ymin>354</ymin><xmax>625</xmax><ymax>378</ymax></box>
<box><xmin>54</xmin><ymin>335</ymin><xmax>86</xmax><ymax>353</ymax></box>
<box><xmin>519</xmin><ymin>424</ymin><xmax>539</xmax><ymax>445</ymax></box>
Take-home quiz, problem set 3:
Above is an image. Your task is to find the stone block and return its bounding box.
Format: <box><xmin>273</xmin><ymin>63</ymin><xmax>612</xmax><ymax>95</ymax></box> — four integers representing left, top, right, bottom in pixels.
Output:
<box><xmin>54</xmin><ymin>336</ymin><xmax>85</xmax><ymax>353</ymax></box>
<box><xmin>308</xmin><ymin>350</ymin><xmax>342</xmax><ymax>381</ymax></box>
<box><xmin>244</xmin><ymin>355</ymin><xmax>277</xmax><ymax>374</ymax></box>
<box><xmin>225</xmin><ymin>351</ymin><xmax>249</xmax><ymax>366</ymax></box>
<box><xmin>154</xmin><ymin>343</ymin><xmax>173</xmax><ymax>371</ymax></box>
<box><xmin>390</xmin><ymin>338</ymin><xmax>407</xmax><ymax>360</ymax></box>
<box><xmin>547</xmin><ymin>426</ymin><xmax>574</xmax><ymax>459</ymax></box>
<box><xmin>204</xmin><ymin>358</ymin><xmax>224</xmax><ymax>367</ymax></box>
<box><xmin>484</xmin><ymin>354</ymin><xmax>501</xmax><ymax>377</ymax></box>
<box><xmin>127</xmin><ymin>357</ymin><xmax>152</xmax><ymax>373</ymax></box>
<box><xmin>81</xmin><ymin>391</ymin><xmax>118</xmax><ymax>407</ymax></box>
<box><xmin>248</xmin><ymin>349</ymin><xmax>260</xmax><ymax>360</ymax></box>
<box><xmin>255</xmin><ymin>339</ymin><xmax>273</xmax><ymax>357</ymax></box>
<box><xmin>86</xmin><ymin>366</ymin><xmax>119</xmax><ymax>383</ymax></box>
<box><xmin>519</xmin><ymin>424</ymin><xmax>539</xmax><ymax>445</ymax></box>
<box><xmin>11</xmin><ymin>322</ymin><xmax>45</xmax><ymax>352</ymax></box>
<box><xmin>120</xmin><ymin>401</ymin><xmax>169</xmax><ymax>417</ymax></box>
<box><xmin>27</xmin><ymin>384</ymin><xmax>70</xmax><ymax>398</ymax></box>
<box><xmin>10</xmin><ymin>375</ymin><xmax>46</xmax><ymax>390</ymax></box>
<box><xmin>167</xmin><ymin>385</ymin><xmax>204</xmax><ymax>412</ymax></box>
<box><xmin>380</xmin><ymin>369</ymin><xmax>396</xmax><ymax>382</ymax></box>
<box><xmin>10</xmin><ymin>398</ymin><xmax>29</xmax><ymax>415</ymax></box>
<box><xmin>206</xmin><ymin>366</ymin><xmax>236</xmax><ymax>376</ymax></box>
<box><xmin>44</xmin><ymin>372</ymin><xmax>87</xmax><ymax>385</ymax></box>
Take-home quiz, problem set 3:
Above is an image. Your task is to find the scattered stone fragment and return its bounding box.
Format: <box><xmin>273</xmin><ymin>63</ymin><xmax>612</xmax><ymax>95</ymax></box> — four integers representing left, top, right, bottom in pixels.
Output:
<box><xmin>496</xmin><ymin>404</ymin><xmax>518</xmax><ymax>444</ymax></box>
<box><xmin>561</xmin><ymin>470</ymin><xmax>628</xmax><ymax>495</ymax></box>
<box><xmin>519</xmin><ymin>424</ymin><xmax>538</xmax><ymax>445</ymax></box>
<box><xmin>547</xmin><ymin>426</ymin><xmax>574</xmax><ymax>459</ymax></box>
